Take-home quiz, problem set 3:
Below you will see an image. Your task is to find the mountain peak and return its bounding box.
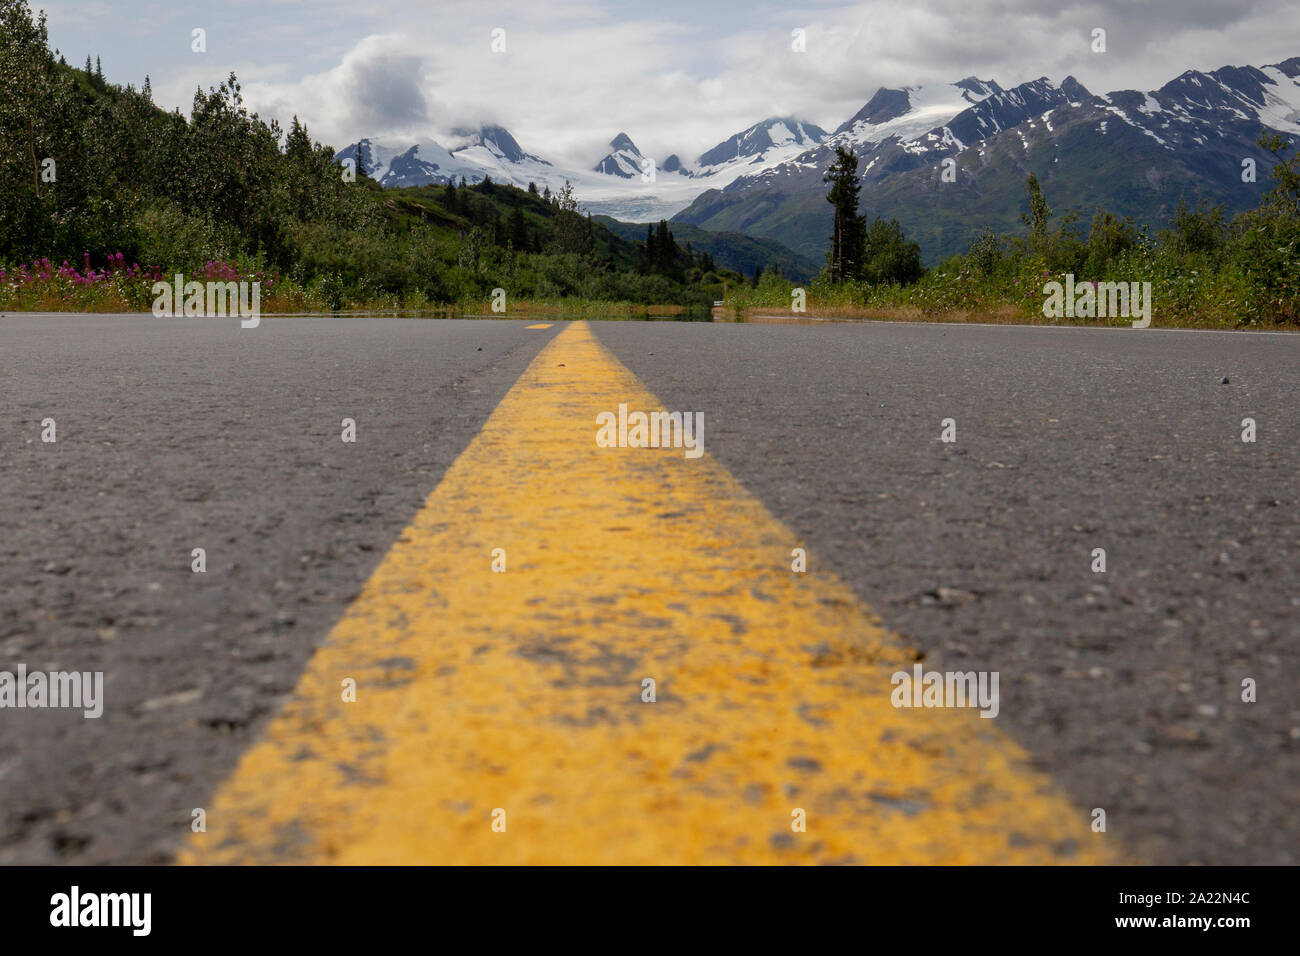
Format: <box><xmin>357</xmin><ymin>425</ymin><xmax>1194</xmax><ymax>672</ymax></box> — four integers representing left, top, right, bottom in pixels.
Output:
<box><xmin>955</xmin><ymin>76</ymin><xmax>1000</xmax><ymax>92</ymax></box>
<box><xmin>594</xmin><ymin>133</ymin><xmax>643</xmax><ymax>177</ymax></box>
<box><xmin>447</xmin><ymin>123</ymin><xmax>530</xmax><ymax>162</ymax></box>
<box><xmin>833</xmin><ymin>79</ymin><xmax>1002</xmax><ymax>142</ymax></box>
<box><xmin>1059</xmin><ymin>75</ymin><xmax>1092</xmax><ymax>102</ymax></box>
<box><xmin>837</xmin><ymin>88</ymin><xmax>911</xmax><ymax>134</ymax></box>
<box><xmin>696</xmin><ymin>117</ymin><xmax>827</xmax><ymax>168</ymax></box>
<box><xmin>478</xmin><ymin>123</ymin><xmax>526</xmax><ymax>162</ymax></box>
<box><xmin>1272</xmin><ymin>56</ymin><xmax>1300</xmax><ymax>78</ymax></box>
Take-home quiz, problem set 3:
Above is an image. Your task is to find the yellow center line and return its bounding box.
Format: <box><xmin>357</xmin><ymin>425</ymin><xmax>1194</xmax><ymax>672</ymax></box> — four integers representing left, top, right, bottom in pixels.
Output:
<box><xmin>183</xmin><ymin>321</ymin><xmax>1113</xmax><ymax>865</ymax></box>
<box><xmin>525</xmin><ymin>323</ymin><xmax>553</xmax><ymax>329</ymax></box>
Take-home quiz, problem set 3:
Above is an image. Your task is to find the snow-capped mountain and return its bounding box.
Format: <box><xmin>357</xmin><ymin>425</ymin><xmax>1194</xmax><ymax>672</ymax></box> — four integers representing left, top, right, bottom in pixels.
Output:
<box><xmin>339</xmin><ymin>116</ymin><xmax>832</xmax><ymax>220</ymax></box>
<box><xmin>846</xmin><ymin>76</ymin><xmax>1090</xmax><ymax>182</ymax></box>
<box><xmin>831</xmin><ymin>78</ymin><xmax>1001</xmax><ymax>146</ymax></box>
<box><xmin>695</xmin><ymin>117</ymin><xmax>828</xmax><ymax>171</ymax></box>
<box><xmin>673</xmin><ymin>57</ymin><xmax>1300</xmax><ymax>262</ymax></box>
<box><xmin>335</xmin><ymin>124</ymin><xmax>553</xmax><ymax>190</ymax></box>
<box><xmin>1096</xmin><ymin>61</ymin><xmax>1300</xmax><ymax>149</ymax></box>
<box><xmin>447</xmin><ymin>124</ymin><xmax>549</xmax><ymax>166</ymax></box>
<box><xmin>593</xmin><ymin>133</ymin><xmax>651</xmax><ymax>178</ymax></box>
<box><xmin>358</xmin><ymin>141</ymin><xmax>473</xmax><ymax>189</ymax></box>
<box><xmin>338</xmin><ymin>126</ymin><xmax>695</xmax><ymax>217</ymax></box>
<box><xmin>588</xmin><ymin>118</ymin><xmax>828</xmax><ymax>179</ymax></box>
<box><xmin>336</xmin><ymin>56</ymin><xmax>1299</xmax><ymax>237</ymax></box>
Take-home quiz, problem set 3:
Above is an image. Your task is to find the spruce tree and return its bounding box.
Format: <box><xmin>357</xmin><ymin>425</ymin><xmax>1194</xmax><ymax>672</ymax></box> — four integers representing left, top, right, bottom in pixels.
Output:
<box><xmin>654</xmin><ymin>219</ymin><xmax>675</xmax><ymax>272</ymax></box>
<box><xmin>824</xmin><ymin>145</ymin><xmax>866</xmax><ymax>281</ymax></box>
<box><xmin>642</xmin><ymin>224</ymin><xmax>655</xmax><ymax>273</ymax></box>
<box><xmin>1023</xmin><ymin>172</ymin><xmax>1050</xmax><ymax>252</ymax></box>
<box><xmin>510</xmin><ymin>206</ymin><xmax>528</xmax><ymax>250</ymax></box>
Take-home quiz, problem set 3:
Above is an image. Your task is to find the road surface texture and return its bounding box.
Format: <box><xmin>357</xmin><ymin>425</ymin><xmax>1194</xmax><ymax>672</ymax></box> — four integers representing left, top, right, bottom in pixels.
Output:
<box><xmin>1</xmin><ymin>313</ymin><xmax>1295</xmax><ymax>864</ymax></box>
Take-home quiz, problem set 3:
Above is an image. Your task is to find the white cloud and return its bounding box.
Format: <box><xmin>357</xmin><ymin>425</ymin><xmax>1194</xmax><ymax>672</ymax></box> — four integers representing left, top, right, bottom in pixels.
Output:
<box><xmin>39</xmin><ymin>0</ymin><xmax>1300</xmax><ymax>166</ymax></box>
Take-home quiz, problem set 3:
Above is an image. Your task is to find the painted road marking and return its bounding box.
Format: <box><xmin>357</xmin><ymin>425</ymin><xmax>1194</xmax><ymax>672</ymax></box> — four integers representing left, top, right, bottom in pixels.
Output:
<box><xmin>525</xmin><ymin>323</ymin><xmax>553</xmax><ymax>329</ymax></box>
<box><xmin>184</xmin><ymin>321</ymin><xmax>1113</xmax><ymax>865</ymax></box>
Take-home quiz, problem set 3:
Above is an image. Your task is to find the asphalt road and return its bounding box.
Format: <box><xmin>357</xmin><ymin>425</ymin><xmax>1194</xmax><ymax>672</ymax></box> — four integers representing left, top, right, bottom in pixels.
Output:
<box><xmin>1</xmin><ymin>313</ymin><xmax>1296</xmax><ymax>864</ymax></box>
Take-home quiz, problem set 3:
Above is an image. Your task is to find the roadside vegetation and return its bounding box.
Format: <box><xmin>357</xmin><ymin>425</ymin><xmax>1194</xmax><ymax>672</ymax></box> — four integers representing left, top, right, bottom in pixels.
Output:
<box><xmin>0</xmin><ymin>1</ymin><xmax>739</xmax><ymax>316</ymax></box>
<box><xmin>729</xmin><ymin>142</ymin><xmax>1300</xmax><ymax>328</ymax></box>
<box><xmin>3</xmin><ymin>0</ymin><xmax>1295</xmax><ymax>327</ymax></box>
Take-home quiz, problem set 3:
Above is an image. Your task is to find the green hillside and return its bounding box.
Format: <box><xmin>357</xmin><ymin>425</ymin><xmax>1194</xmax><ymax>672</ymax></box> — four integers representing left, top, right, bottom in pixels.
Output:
<box><xmin>0</xmin><ymin>0</ymin><xmax>741</xmax><ymax>312</ymax></box>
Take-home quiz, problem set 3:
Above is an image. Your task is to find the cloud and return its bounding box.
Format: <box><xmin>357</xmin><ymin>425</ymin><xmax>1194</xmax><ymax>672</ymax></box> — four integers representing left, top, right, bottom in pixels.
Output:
<box><xmin>241</xmin><ymin>35</ymin><xmax>441</xmax><ymax>149</ymax></box>
<box><xmin>41</xmin><ymin>0</ymin><xmax>1300</xmax><ymax>165</ymax></box>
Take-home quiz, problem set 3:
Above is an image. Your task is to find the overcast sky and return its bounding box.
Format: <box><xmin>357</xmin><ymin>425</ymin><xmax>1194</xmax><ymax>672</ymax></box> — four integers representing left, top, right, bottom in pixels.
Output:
<box><xmin>35</xmin><ymin>0</ymin><xmax>1300</xmax><ymax>166</ymax></box>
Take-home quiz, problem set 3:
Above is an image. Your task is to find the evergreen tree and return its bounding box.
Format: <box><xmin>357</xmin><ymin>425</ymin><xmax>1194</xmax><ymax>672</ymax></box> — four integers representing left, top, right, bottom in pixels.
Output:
<box><xmin>84</xmin><ymin>53</ymin><xmax>91</xmax><ymax>75</ymax></box>
<box><xmin>94</xmin><ymin>54</ymin><xmax>102</xmax><ymax>83</ymax></box>
<box><xmin>824</xmin><ymin>145</ymin><xmax>866</xmax><ymax>281</ymax></box>
<box><xmin>1023</xmin><ymin>172</ymin><xmax>1050</xmax><ymax>250</ymax></box>
<box><xmin>651</xmin><ymin>218</ymin><xmax>676</xmax><ymax>273</ymax></box>
<box><xmin>354</xmin><ymin>143</ymin><xmax>366</xmax><ymax>179</ymax></box>
<box><xmin>528</xmin><ymin>181</ymin><xmax>538</xmax><ymax>195</ymax></box>
<box><xmin>509</xmin><ymin>206</ymin><xmax>528</xmax><ymax>250</ymax></box>
<box><xmin>285</xmin><ymin>116</ymin><xmax>310</xmax><ymax>159</ymax></box>
<box><xmin>549</xmin><ymin>180</ymin><xmax>592</xmax><ymax>257</ymax></box>
<box><xmin>752</xmin><ymin>263</ymin><xmax>762</xmax><ymax>287</ymax></box>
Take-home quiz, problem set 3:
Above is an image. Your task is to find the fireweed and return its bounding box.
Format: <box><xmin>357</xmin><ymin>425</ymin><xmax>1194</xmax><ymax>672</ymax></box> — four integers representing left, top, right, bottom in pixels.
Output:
<box><xmin>0</xmin><ymin>253</ymin><xmax>277</xmax><ymax>316</ymax></box>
